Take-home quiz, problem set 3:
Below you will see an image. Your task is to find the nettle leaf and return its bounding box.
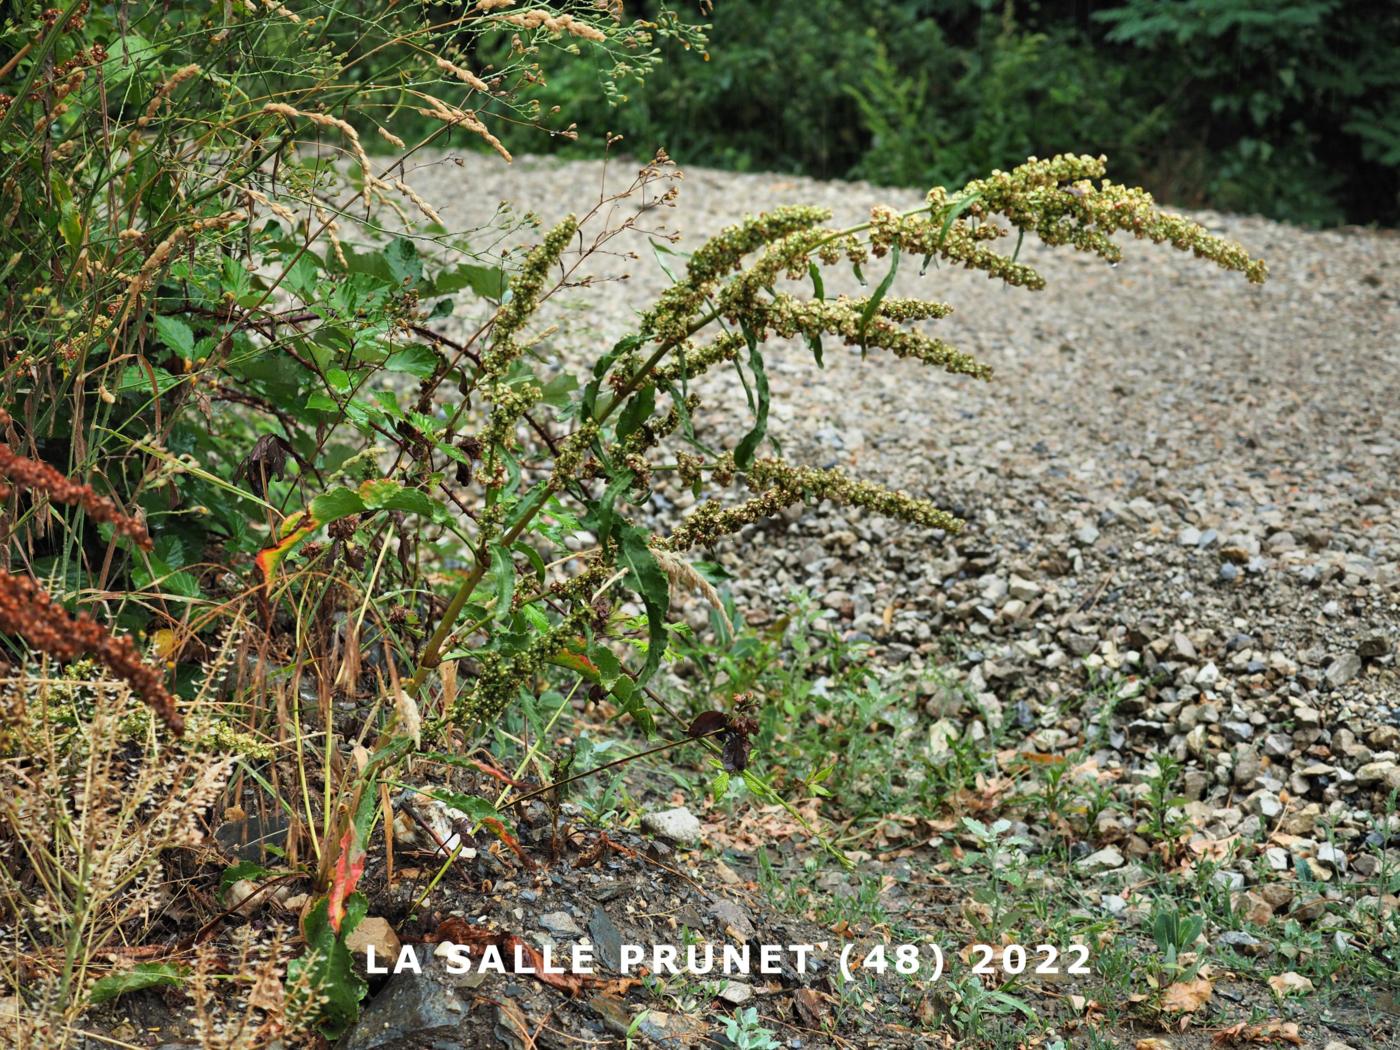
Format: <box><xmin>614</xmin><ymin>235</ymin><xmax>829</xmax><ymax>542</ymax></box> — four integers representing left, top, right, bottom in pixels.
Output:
<box><xmin>384</xmin><ymin>345</ymin><xmax>440</xmax><ymax>378</ymax></box>
<box><xmin>89</xmin><ymin>962</ymin><xmax>186</xmax><ymax>1006</ymax></box>
<box><xmin>732</xmin><ymin>325</ymin><xmax>769</xmax><ymax>471</ymax></box>
<box><xmin>116</xmin><ymin>364</ymin><xmax>182</xmax><ymax>396</ymax></box>
<box><xmin>617</xmin><ymin>524</ymin><xmax>670</xmax><ymax>683</ymax></box>
<box><xmin>357</xmin><ymin>478</ymin><xmax>440</xmax><ymax>517</ymax></box>
<box><xmin>385</xmin><ymin>237</ymin><xmax>424</xmax><ymax>287</ymax></box>
<box><xmin>488</xmin><ymin>544</ymin><xmax>516</xmax><ymax>622</ymax></box>
<box><xmin>154</xmin><ymin>314</ymin><xmax>196</xmax><ymax>360</ymax></box>
<box><xmin>309</xmin><ymin>487</ymin><xmax>367</xmax><ymax>523</ymax></box>
<box><xmin>430</xmin><ymin>261</ymin><xmax>509</xmax><ymax>301</ymax></box>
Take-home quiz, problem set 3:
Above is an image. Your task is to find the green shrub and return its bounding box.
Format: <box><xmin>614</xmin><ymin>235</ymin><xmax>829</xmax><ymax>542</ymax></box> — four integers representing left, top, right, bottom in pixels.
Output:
<box><xmin>510</xmin><ymin>0</ymin><xmax>1400</xmax><ymax>225</ymax></box>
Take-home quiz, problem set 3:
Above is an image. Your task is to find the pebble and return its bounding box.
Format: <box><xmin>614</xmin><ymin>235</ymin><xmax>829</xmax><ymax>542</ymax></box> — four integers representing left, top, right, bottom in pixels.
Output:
<box><xmin>641</xmin><ymin>807</ymin><xmax>703</xmax><ymax>845</ymax></box>
<box><xmin>1076</xmin><ymin>847</ymin><xmax>1124</xmax><ymax>874</ymax></box>
<box><xmin>1325</xmin><ymin>653</ymin><xmax>1362</xmax><ymax>687</ymax></box>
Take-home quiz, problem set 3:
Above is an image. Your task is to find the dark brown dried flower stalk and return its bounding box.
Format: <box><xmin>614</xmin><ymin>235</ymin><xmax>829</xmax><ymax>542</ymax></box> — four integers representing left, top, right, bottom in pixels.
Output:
<box><xmin>0</xmin><ymin>568</ymin><xmax>183</xmax><ymax>735</ymax></box>
<box><xmin>0</xmin><ymin>408</ymin><xmax>152</xmax><ymax>550</ymax></box>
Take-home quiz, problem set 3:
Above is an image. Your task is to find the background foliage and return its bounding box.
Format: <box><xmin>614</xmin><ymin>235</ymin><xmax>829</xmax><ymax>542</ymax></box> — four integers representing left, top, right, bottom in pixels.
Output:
<box><xmin>509</xmin><ymin>0</ymin><xmax>1400</xmax><ymax>227</ymax></box>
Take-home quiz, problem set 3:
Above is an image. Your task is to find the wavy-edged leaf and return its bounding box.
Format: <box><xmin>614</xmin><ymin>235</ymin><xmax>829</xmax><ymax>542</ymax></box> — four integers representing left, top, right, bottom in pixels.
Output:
<box><xmin>89</xmin><ymin>963</ymin><xmax>185</xmax><ymax>1006</ymax></box>
<box><xmin>617</xmin><ymin>524</ymin><xmax>670</xmax><ymax>683</ymax></box>
<box><xmin>732</xmin><ymin>325</ymin><xmax>769</xmax><ymax>471</ymax></box>
<box><xmin>289</xmin><ymin>894</ymin><xmax>367</xmax><ymax>1038</ymax></box>
<box><xmin>488</xmin><ymin>544</ymin><xmax>516</xmax><ymax>622</ymax></box>
<box><xmin>858</xmin><ymin>243</ymin><xmax>900</xmax><ymax>347</ymax></box>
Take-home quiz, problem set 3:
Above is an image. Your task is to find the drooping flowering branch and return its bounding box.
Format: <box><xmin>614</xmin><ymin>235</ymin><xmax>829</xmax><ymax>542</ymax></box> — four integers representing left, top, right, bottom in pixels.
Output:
<box><xmin>400</xmin><ymin>153</ymin><xmax>1267</xmax><ymax>742</ymax></box>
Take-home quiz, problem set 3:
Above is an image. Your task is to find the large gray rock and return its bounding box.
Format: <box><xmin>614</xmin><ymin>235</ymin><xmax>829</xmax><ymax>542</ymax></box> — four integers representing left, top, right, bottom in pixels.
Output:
<box><xmin>340</xmin><ymin>958</ymin><xmax>492</xmax><ymax>1050</ymax></box>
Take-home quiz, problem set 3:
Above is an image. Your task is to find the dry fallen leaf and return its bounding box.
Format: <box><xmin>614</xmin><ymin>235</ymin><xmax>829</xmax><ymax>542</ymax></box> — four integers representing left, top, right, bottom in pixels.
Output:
<box><xmin>1267</xmin><ymin>971</ymin><xmax>1314</xmax><ymax>998</ymax></box>
<box><xmin>792</xmin><ymin>987</ymin><xmax>827</xmax><ymax>1027</ymax></box>
<box><xmin>1211</xmin><ymin>1019</ymin><xmax>1303</xmax><ymax>1045</ymax></box>
<box><xmin>1162</xmin><ymin>976</ymin><xmax>1214</xmax><ymax>1014</ymax></box>
<box><xmin>1136</xmin><ymin>1039</ymin><xmax>1175</xmax><ymax>1050</ymax></box>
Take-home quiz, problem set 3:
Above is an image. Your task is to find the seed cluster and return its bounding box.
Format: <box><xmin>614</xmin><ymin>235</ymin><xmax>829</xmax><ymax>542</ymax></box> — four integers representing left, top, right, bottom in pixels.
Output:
<box><xmin>665</xmin><ymin>456</ymin><xmax>964</xmax><ymax>553</ymax></box>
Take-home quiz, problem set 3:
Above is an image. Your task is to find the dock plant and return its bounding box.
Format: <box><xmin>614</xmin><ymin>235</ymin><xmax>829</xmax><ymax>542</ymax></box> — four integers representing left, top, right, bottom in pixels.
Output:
<box><xmin>0</xmin><ymin>0</ymin><xmax>1267</xmax><ymax>1038</ymax></box>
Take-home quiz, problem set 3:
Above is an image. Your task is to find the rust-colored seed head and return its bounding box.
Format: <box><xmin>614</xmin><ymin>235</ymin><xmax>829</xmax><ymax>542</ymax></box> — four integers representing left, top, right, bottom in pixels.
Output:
<box><xmin>0</xmin><ymin>569</ymin><xmax>182</xmax><ymax>735</ymax></box>
<box><xmin>0</xmin><ymin>408</ymin><xmax>152</xmax><ymax>550</ymax></box>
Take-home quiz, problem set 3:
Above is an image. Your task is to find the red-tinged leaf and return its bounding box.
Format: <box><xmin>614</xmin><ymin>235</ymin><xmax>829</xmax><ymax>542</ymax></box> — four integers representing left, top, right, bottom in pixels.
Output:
<box><xmin>255</xmin><ymin>511</ymin><xmax>319</xmax><ymax>598</ymax></box>
<box><xmin>327</xmin><ymin>824</ymin><xmax>366</xmax><ymax>934</ymax></box>
<box><xmin>548</xmin><ymin>645</ymin><xmax>600</xmax><ymax>680</ymax></box>
<box><xmin>687</xmin><ymin>711</ymin><xmax>729</xmax><ymax>738</ymax></box>
<box><xmin>504</xmin><ymin>935</ymin><xmax>585</xmax><ymax>995</ymax></box>
<box><xmin>480</xmin><ymin>817</ymin><xmax>533</xmax><ymax>869</ymax></box>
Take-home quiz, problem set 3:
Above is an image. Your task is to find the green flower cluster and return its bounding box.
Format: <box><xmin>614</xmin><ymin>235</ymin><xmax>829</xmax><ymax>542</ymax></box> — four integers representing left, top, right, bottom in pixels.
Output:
<box><xmin>666</xmin><ymin>456</ymin><xmax>964</xmax><ymax>553</ymax></box>
<box><xmin>642</xmin><ymin>206</ymin><xmax>831</xmax><ymax>344</ymax></box>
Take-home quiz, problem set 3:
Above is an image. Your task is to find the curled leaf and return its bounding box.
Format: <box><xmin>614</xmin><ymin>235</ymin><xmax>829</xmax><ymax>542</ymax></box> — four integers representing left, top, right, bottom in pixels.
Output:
<box><xmin>687</xmin><ymin>711</ymin><xmax>728</xmax><ymax>738</ymax></box>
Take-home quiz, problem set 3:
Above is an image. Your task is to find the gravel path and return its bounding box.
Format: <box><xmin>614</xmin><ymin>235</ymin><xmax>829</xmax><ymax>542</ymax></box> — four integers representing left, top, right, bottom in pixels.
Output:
<box><xmin>412</xmin><ymin>149</ymin><xmax>1400</xmax><ymax>858</ymax></box>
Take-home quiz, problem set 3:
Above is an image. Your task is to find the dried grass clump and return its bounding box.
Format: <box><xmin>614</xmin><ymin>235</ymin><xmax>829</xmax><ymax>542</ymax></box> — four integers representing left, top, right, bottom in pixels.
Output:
<box><xmin>0</xmin><ymin>672</ymin><xmax>234</xmax><ymax>1035</ymax></box>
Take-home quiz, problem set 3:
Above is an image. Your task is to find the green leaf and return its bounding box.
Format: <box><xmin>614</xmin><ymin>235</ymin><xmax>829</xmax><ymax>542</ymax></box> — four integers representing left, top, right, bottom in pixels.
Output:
<box><xmin>384</xmin><ymin>237</ymin><xmax>424</xmax><ymax>287</ymax></box>
<box><xmin>857</xmin><ymin>243</ymin><xmax>900</xmax><ymax>347</ymax></box>
<box><xmin>936</xmin><ymin>190</ymin><xmax>982</xmax><ymax>250</ymax></box>
<box><xmin>586</xmin><ymin>470</ymin><xmax>635</xmax><ymax>547</ymax></box>
<box><xmin>610</xmin><ymin>675</ymin><xmax>654</xmax><ymax>734</ymax></box>
<box><xmin>309</xmin><ymin>487</ymin><xmax>367</xmax><ymax>523</ymax></box>
<box><xmin>154</xmin><ymin>315</ymin><xmax>196</xmax><ymax>360</ymax></box>
<box><xmin>424</xmin><ymin>790</ymin><xmax>509</xmax><ymax>829</ymax></box>
<box><xmin>385</xmin><ymin>345</ymin><xmax>440</xmax><ymax>378</ymax></box>
<box><xmin>220</xmin><ymin>860</ymin><xmax>277</xmax><ymax>892</ymax></box>
<box><xmin>89</xmin><ymin>963</ymin><xmax>185</xmax><ymax>1005</ymax></box>
<box><xmin>617</xmin><ymin>524</ymin><xmax>670</xmax><ymax>683</ymax></box>
<box><xmin>584</xmin><ymin>335</ymin><xmax>640</xmax><ymax>421</ymax></box>
<box><xmin>538</xmin><ymin>372</ymin><xmax>579</xmax><ymax>409</ymax></box>
<box><xmin>616</xmin><ymin>384</ymin><xmax>655</xmax><ymax>441</ymax></box>
<box><xmin>732</xmin><ymin>325</ymin><xmax>769</xmax><ymax>471</ymax></box>
<box><xmin>287</xmin><ymin>895</ymin><xmax>367</xmax><ymax>1039</ymax></box>
<box><xmin>489</xmin><ymin>544</ymin><xmax>516</xmax><ymax>622</ymax></box>
<box><xmin>430</xmin><ymin>261</ymin><xmax>509</xmax><ymax>301</ymax></box>
<box><xmin>116</xmin><ymin>365</ymin><xmax>182</xmax><ymax>396</ymax></box>
<box><xmin>711</xmin><ymin>770</ymin><xmax>731</xmax><ymax>803</ymax></box>
<box><xmin>356</xmin><ymin>478</ymin><xmax>439</xmax><ymax>517</ymax></box>
<box><xmin>806</xmin><ymin>262</ymin><xmax>825</xmax><ymax>367</ymax></box>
